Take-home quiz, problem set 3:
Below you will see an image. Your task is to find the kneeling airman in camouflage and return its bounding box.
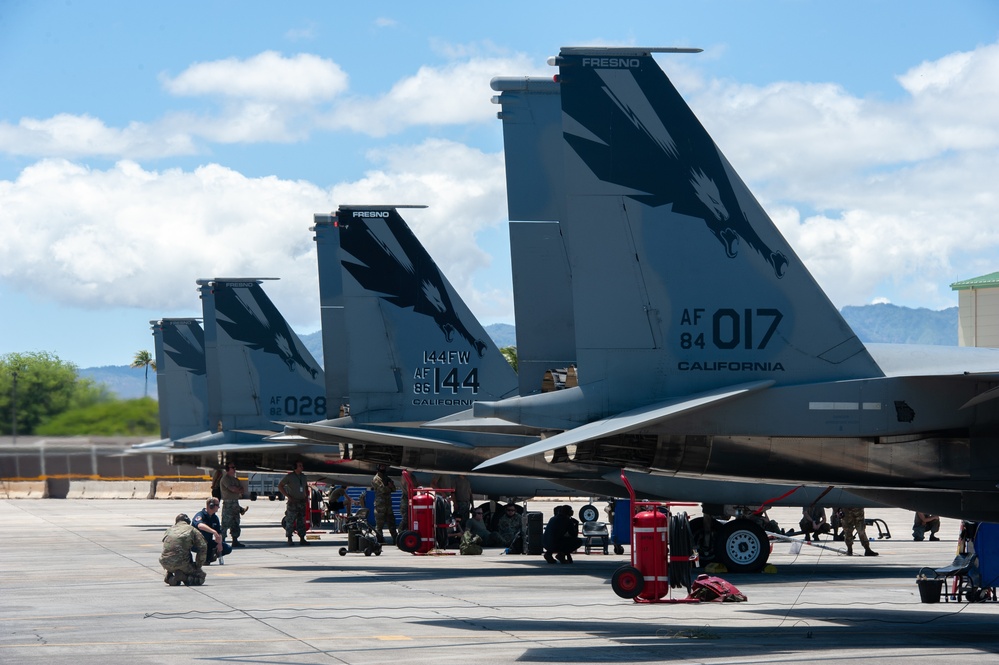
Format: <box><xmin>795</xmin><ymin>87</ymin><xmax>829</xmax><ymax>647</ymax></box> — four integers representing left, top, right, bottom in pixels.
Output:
<box><xmin>160</xmin><ymin>513</ymin><xmax>208</xmax><ymax>586</ymax></box>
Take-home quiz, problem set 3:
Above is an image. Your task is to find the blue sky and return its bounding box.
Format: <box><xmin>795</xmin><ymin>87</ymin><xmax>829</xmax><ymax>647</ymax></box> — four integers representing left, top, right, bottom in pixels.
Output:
<box><xmin>1</xmin><ymin>1</ymin><xmax>998</xmax><ymax>368</ymax></box>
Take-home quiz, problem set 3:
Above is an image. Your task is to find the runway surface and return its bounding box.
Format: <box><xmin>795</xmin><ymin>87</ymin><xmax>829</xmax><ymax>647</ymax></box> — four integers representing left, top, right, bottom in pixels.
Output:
<box><xmin>0</xmin><ymin>499</ymin><xmax>994</xmax><ymax>664</ymax></box>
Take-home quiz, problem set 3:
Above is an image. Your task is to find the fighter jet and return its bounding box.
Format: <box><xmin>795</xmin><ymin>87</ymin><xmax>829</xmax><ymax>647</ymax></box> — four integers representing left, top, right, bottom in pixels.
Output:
<box><xmin>130</xmin><ymin>282</ymin><xmax>327</xmax><ymax>469</ymax></box>
<box><xmin>285</xmin><ymin>203</ymin><xmax>890</xmax><ymax>570</ymax></box>
<box><xmin>474</xmin><ymin>47</ymin><xmax>999</xmax><ymax>522</ymax></box>
<box><xmin>279</xmin><ymin>206</ymin><xmax>617</xmax><ymax>485</ymax></box>
<box><xmin>132</xmin><ymin>272</ymin><xmax>581</xmax><ymax>499</ymax></box>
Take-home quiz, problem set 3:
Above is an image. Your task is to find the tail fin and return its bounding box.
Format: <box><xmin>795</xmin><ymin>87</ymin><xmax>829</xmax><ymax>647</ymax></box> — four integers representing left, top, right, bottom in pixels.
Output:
<box><xmin>492</xmin><ymin>78</ymin><xmax>577</xmax><ymax>397</ymax></box>
<box><xmin>199</xmin><ymin>278</ymin><xmax>327</xmax><ymax>436</ymax></box>
<box><xmin>561</xmin><ymin>49</ymin><xmax>882</xmax><ymax>402</ymax></box>
<box><xmin>509</xmin><ymin>221</ymin><xmax>576</xmax><ymax>396</ymax></box>
<box><xmin>491</xmin><ymin>76</ymin><xmax>565</xmax><ymax>224</ymax></box>
<box><xmin>151</xmin><ymin>318</ymin><xmax>209</xmax><ymax>440</ymax></box>
<box><xmin>313</xmin><ymin>214</ymin><xmax>350</xmax><ymax>417</ymax></box>
<box><xmin>318</xmin><ymin>205</ymin><xmax>518</xmax><ymax>423</ymax></box>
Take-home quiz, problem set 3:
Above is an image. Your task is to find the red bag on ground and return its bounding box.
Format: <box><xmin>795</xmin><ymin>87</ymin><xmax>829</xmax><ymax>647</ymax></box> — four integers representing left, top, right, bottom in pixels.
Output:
<box><xmin>688</xmin><ymin>574</ymin><xmax>748</xmax><ymax>602</ymax></box>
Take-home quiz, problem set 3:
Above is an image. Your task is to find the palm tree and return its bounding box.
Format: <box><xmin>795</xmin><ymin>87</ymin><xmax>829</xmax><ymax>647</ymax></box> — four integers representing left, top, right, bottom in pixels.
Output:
<box><xmin>130</xmin><ymin>350</ymin><xmax>156</xmax><ymax>398</ymax></box>
<box><xmin>499</xmin><ymin>346</ymin><xmax>518</xmax><ymax>373</ymax></box>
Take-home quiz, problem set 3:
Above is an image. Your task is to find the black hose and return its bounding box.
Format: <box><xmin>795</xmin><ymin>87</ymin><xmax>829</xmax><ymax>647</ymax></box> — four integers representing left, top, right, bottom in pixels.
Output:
<box><xmin>669</xmin><ymin>511</ymin><xmax>694</xmax><ymax>592</ymax></box>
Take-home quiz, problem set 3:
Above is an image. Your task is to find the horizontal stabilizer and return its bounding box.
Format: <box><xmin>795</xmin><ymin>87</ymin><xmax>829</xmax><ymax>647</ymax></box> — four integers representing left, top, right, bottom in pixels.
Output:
<box><xmin>130</xmin><ymin>438</ymin><xmax>173</xmax><ymax>450</ymax></box>
<box><xmin>281</xmin><ymin>422</ymin><xmax>476</xmax><ymax>451</ymax></box>
<box><xmin>168</xmin><ymin>442</ymin><xmax>299</xmax><ymax>454</ymax></box>
<box><xmin>475</xmin><ymin>380</ymin><xmax>774</xmax><ymax>470</ymax></box>
<box><xmin>175</xmin><ymin>431</ymin><xmax>224</xmax><ymax>447</ymax></box>
<box><xmin>423</xmin><ymin>410</ymin><xmax>546</xmax><ymax>435</ymax></box>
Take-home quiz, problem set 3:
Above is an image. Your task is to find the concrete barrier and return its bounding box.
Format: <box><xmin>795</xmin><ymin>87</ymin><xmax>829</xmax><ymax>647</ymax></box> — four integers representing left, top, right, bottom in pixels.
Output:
<box><xmin>154</xmin><ymin>480</ymin><xmax>212</xmax><ymax>500</ymax></box>
<box><xmin>66</xmin><ymin>480</ymin><xmax>153</xmax><ymax>499</ymax></box>
<box><xmin>0</xmin><ymin>481</ymin><xmax>49</xmax><ymax>499</ymax></box>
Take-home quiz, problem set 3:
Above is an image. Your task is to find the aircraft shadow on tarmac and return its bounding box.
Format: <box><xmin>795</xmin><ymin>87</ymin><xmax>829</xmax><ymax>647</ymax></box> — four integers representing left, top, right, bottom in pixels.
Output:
<box><xmin>419</xmin><ymin>610</ymin><xmax>999</xmax><ymax>661</ymax></box>
<box><xmin>274</xmin><ymin>558</ymin><xmax>624</xmax><ymax>584</ymax></box>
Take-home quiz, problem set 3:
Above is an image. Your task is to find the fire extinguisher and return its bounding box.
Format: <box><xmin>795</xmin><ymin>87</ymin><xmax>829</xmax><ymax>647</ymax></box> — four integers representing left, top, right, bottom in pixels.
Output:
<box><xmin>398</xmin><ymin>490</ymin><xmax>435</xmax><ymax>554</ymax></box>
<box><xmin>612</xmin><ymin>473</ymin><xmax>671</xmax><ymax>602</ymax></box>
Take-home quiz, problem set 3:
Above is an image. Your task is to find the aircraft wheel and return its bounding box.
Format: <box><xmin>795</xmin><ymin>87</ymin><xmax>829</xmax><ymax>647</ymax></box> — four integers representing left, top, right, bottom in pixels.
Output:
<box><xmin>398</xmin><ymin>530</ymin><xmax>421</xmax><ymax>553</ymax></box>
<box><xmin>339</xmin><ymin>547</ymin><xmax>347</xmax><ymax>556</ymax></box>
<box><xmin>611</xmin><ymin>565</ymin><xmax>645</xmax><ymax>599</ymax></box>
<box><xmin>688</xmin><ymin>517</ymin><xmax>717</xmax><ymax>566</ymax></box>
<box><xmin>579</xmin><ymin>504</ymin><xmax>600</xmax><ymax>523</ymax></box>
<box><xmin>717</xmin><ymin>519</ymin><xmax>770</xmax><ymax>573</ymax></box>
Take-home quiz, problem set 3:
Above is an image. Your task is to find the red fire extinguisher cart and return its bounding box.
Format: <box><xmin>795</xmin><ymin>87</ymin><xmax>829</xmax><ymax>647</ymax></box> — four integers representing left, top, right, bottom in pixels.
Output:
<box><xmin>396</xmin><ymin>470</ymin><xmax>455</xmax><ymax>555</ymax></box>
<box><xmin>611</xmin><ymin>472</ymin><xmax>697</xmax><ymax>603</ymax></box>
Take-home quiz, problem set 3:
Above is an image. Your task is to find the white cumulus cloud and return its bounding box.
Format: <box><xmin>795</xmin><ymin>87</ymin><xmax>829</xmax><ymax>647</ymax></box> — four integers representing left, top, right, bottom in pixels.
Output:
<box><xmin>686</xmin><ymin>41</ymin><xmax>999</xmax><ymax>310</ymax></box>
<box><xmin>0</xmin><ymin>159</ymin><xmax>333</xmax><ymax>325</ymax></box>
<box><xmin>161</xmin><ymin>51</ymin><xmax>349</xmax><ymax>103</ymax></box>
<box><xmin>324</xmin><ymin>54</ymin><xmax>543</xmax><ymax>136</ymax></box>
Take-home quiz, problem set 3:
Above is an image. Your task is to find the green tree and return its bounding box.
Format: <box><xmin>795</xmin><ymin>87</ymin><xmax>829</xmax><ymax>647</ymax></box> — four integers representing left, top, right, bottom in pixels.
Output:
<box><xmin>0</xmin><ymin>352</ymin><xmax>109</xmax><ymax>436</ymax></box>
<box><xmin>36</xmin><ymin>397</ymin><xmax>159</xmax><ymax>436</ymax></box>
<box><xmin>130</xmin><ymin>350</ymin><xmax>156</xmax><ymax>398</ymax></box>
<box><xmin>500</xmin><ymin>346</ymin><xmax>518</xmax><ymax>373</ymax></box>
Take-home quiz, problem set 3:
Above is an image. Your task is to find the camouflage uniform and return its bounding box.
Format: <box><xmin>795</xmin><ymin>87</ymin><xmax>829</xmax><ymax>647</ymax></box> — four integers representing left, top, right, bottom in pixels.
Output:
<box><xmin>398</xmin><ymin>476</ymin><xmax>411</xmax><ymax>531</ymax></box>
<box><xmin>372</xmin><ymin>469</ymin><xmax>398</xmax><ymax>544</ymax></box>
<box><xmin>459</xmin><ymin>529</ymin><xmax>483</xmax><ymax>555</ymax></box>
<box><xmin>159</xmin><ymin>516</ymin><xmax>207</xmax><ymax>586</ymax></box>
<box><xmin>496</xmin><ymin>510</ymin><xmax>522</xmax><ymax>548</ymax></box>
<box><xmin>279</xmin><ymin>467</ymin><xmax>309</xmax><ymax>541</ymax></box>
<box><xmin>453</xmin><ymin>475</ymin><xmax>472</xmax><ymax>524</ymax></box>
<box><xmin>842</xmin><ymin>507</ymin><xmax>877</xmax><ymax>556</ymax></box>
<box><xmin>220</xmin><ymin>471</ymin><xmax>244</xmax><ymax>543</ymax></box>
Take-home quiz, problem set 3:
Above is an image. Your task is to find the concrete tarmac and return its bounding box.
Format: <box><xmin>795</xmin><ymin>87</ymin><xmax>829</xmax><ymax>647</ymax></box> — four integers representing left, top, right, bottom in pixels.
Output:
<box><xmin>0</xmin><ymin>499</ymin><xmax>995</xmax><ymax>664</ymax></box>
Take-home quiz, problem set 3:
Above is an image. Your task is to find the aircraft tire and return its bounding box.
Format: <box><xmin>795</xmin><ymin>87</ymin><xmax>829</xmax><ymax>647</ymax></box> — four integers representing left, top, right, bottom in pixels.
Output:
<box><xmin>717</xmin><ymin>519</ymin><xmax>769</xmax><ymax>573</ymax></box>
<box><xmin>687</xmin><ymin>517</ymin><xmax>717</xmax><ymax>566</ymax></box>
<box><xmin>611</xmin><ymin>565</ymin><xmax>645</xmax><ymax>599</ymax></box>
<box><xmin>579</xmin><ymin>504</ymin><xmax>600</xmax><ymax>523</ymax></box>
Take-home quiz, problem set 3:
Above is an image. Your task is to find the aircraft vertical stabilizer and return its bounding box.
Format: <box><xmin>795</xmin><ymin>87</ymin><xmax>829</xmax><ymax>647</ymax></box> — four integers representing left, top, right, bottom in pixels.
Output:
<box><xmin>314</xmin><ymin>214</ymin><xmax>350</xmax><ymax>416</ymax></box>
<box><xmin>509</xmin><ymin>221</ymin><xmax>576</xmax><ymax>396</ymax></box>
<box><xmin>477</xmin><ymin>49</ymin><xmax>885</xmax><ymax>430</ymax></box>
<box><xmin>492</xmin><ymin>78</ymin><xmax>577</xmax><ymax>397</ymax></box>
<box><xmin>200</xmin><ymin>278</ymin><xmax>327</xmax><ymax>438</ymax></box>
<box><xmin>151</xmin><ymin>318</ymin><xmax>208</xmax><ymax>440</ymax></box>
<box><xmin>492</xmin><ymin>76</ymin><xmax>565</xmax><ymax>224</ymax></box>
<box><xmin>328</xmin><ymin>205</ymin><xmax>518</xmax><ymax>424</ymax></box>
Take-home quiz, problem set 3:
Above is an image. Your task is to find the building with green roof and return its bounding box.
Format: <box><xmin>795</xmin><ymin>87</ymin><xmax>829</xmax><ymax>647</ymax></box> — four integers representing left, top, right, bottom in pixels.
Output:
<box><xmin>950</xmin><ymin>272</ymin><xmax>999</xmax><ymax>347</ymax></box>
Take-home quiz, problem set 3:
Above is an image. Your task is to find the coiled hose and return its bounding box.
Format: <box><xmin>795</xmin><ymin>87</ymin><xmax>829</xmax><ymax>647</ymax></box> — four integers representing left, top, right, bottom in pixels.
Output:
<box><xmin>669</xmin><ymin>511</ymin><xmax>694</xmax><ymax>592</ymax></box>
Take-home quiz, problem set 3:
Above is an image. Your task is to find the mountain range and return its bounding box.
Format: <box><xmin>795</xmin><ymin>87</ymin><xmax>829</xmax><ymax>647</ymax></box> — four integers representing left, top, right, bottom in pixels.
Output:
<box><xmin>83</xmin><ymin>304</ymin><xmax>958</xmax><ymax>400</ymax></box>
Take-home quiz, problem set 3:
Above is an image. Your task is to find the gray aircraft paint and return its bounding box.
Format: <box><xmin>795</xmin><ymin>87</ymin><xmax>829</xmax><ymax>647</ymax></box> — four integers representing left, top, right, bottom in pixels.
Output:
<box><xmin>314</xmin><ymin>214</ymin><xmax>350</xmax><ymax>417</ymax></box>
<box><xmin>509</xmin><ymin>221</ymin><xmax>577</xmax><ymax>397</ymax></box>
<box><xmin>491</xmin><ymin>77</ymin><xmax>881</xmax><ymax>512</ymax></box>
<box><xmin>200</xmin><ymin>278</ymin><xmax>327</xmax><ymax>437</ymax></box>
<box><xmin>329</xmin><ymin>206</ymin><xmax>518</xmax><ymax>423</ymax></box>
<box><xmin>476</xmin><ymin>48</ymin><xmax>999</xmax><ymax>521</ymax></box>
<box><xmin>150</xmin><ymin>318</ymin><xmax>208</xmax><ymax>441</ymax></box>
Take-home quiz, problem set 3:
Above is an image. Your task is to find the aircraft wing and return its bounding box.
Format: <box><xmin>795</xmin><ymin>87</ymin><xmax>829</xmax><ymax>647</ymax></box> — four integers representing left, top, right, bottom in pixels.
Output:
<box><xmin>279</xmin><ymin>422</ymin><xmax>477</xmax><ymax>450</ymax></box>
<box><xmin>475</xmin><ymin>380</ymin><xmax>774</xmax><ymax>470</ymax></box>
